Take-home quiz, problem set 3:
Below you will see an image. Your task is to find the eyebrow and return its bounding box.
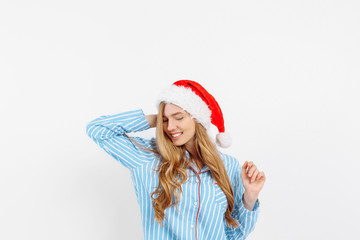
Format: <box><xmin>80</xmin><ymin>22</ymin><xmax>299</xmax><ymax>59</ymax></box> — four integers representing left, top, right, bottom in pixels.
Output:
<box><xmin>163</xmin><ymin>112</ymin><xmax>184</xmax><ymax>118</ymax></box>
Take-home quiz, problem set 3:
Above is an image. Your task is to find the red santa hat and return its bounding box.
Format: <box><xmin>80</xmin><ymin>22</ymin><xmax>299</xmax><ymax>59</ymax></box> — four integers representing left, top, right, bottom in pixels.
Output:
<box><xmin>157</xmin><ymin>80</ymin><xmax>232</xmax><ymax>148</ymax></box>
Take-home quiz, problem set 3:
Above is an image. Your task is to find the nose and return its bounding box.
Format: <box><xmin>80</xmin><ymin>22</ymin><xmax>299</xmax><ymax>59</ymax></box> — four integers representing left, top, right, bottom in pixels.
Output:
<box><xmin>167</xmin><ymin>119</ymin><xmax>176</xmax><ymax>131</ymax></box>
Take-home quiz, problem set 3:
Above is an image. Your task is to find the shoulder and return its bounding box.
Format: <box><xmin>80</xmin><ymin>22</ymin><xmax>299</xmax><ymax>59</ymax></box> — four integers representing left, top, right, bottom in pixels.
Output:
<box><xmin>218</xmin><ymin>151</ymin><xmax>240</xmax><ymax>168</ymax></box>
<box><xmin>218</xmin><ymin>151</ymin><xmax>242</xmax><ymax>180</ymax></box>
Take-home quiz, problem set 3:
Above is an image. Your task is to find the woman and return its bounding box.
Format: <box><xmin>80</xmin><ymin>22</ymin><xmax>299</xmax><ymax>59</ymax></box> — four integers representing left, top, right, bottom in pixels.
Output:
<box><xmin>86</xmin><ymin>80</ymin><xmax>266</xmax><ymax>240</ymax></box>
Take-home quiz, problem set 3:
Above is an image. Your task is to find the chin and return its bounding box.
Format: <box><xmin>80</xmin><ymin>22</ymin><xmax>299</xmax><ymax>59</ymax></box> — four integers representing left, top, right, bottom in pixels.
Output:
<box><xmin>171</xmin><ymin>140</ymin><xmax>186</xmax><ymax>147</ymax></box>
<box><xmin>172</xmin><ymin>142</ymin><xmax>183</xmax><ymax>147</ymax></box>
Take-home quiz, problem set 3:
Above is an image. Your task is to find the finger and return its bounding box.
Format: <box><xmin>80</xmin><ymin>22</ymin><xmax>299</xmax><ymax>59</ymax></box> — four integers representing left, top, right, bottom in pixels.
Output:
<box><xmin>251</xmin><ymin>169</ymin><xmax>259</xmax><ymax>182</ymax></box>
<box><xmin>246</xmin><ymin>161</ymin><xmax>254</xmax><ymax>173</ymax></box>
<box><xmin>247</xmin><ymin>164</ymin><xmax>257</xmax><ymax>177</ymax></box>
<box><xmin>241</xmin><ymin>161</ymin><xmax>248</xmax><ymax>174</ymax></box>
<box><xmin>257</xmin><ymin>172</ymin><xmax>266</xmax><ymax>182</ymax></box>
<box><xmin>241</xmin><ymin>161</ymin><xmax>249</xmax><ymax>181</ymax></box>
<box><xmin>261</xmin><ymin>172</ymin><xmax>266</xmax><ymax>181</ymax></box>
<box><xmin>255</xmin><ymin>171</ymin><xmax>263</xmax><ymax>181</ymax></box>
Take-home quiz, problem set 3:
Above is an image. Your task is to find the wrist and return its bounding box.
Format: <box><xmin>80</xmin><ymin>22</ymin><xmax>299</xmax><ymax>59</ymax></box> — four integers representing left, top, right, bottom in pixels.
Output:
<box><xmin>243</xmin><ymin>192</ymin><xmax>258</xmax><ymax>211</ymax></box>
<box><xmin>244</xmin><ymin>190</ymin><xmax>258</xmax><ymax>201</ymax></box>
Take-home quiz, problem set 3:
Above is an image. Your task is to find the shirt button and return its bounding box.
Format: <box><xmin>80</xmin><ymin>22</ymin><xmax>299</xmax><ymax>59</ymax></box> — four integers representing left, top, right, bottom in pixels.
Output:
<box><xmin>195</xmin><ymin>179</ymin><xmax>199</xmax><ymax>183</ymax></box>
<box><xmin>191</xmin><ymin>224</ymin><xmax>194</xmax><ymax>228</ymax></box>
<box><xmin>194</xmin><ymin>201</ymin><xmax>198</xmax><ymax>206</ymax></box>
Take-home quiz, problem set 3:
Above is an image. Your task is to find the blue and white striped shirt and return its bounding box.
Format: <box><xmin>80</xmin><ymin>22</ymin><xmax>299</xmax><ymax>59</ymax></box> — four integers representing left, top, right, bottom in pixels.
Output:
<box><xmin>86</xmin><ymin>109</ymin><xmax>260</xmax><ymax>240</ymax></box>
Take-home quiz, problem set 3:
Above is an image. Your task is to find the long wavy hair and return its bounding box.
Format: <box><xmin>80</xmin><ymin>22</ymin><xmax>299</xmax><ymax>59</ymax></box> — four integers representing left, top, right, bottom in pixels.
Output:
<box><xmin>144</xmin><ymin>101</ymin><xmax>239</xmax><ymax>228</ymax></box>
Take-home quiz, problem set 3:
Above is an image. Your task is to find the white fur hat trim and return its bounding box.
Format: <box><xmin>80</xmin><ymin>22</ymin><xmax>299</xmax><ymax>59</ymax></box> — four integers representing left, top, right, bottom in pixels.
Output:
<box><xmin>157</xmin><ymin>85</ymin><xmax>212</xmax><ymax>129</ymax></box>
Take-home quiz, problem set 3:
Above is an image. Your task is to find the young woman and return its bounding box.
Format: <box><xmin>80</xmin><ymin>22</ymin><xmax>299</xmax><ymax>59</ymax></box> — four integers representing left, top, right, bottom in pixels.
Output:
<box><xmin>86</xmin><ymin>80</ymin><xmax>266</xmax><ymax>240</ymax></box>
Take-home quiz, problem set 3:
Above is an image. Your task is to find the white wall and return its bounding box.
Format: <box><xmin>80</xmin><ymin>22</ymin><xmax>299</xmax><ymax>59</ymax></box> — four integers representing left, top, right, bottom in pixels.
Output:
<box><xmin>1</xmin><ymin>0</ymin><xmax>359</xmax><ymax>239</ymax></box>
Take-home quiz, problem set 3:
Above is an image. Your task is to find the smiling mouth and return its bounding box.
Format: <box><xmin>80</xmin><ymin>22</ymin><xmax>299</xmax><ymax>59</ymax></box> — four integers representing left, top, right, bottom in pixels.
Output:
<box><xmin>171</xmin><ymin>133</ymin><xmax>182</xmax><ymax>139</ymax></box>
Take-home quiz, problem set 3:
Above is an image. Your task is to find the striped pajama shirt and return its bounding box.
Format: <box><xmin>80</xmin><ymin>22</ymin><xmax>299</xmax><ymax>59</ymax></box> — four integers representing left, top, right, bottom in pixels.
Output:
<box><xmin>86</xmin><ymin>109</ymin><xmax>259</xmax><ymax>240</ymax></box>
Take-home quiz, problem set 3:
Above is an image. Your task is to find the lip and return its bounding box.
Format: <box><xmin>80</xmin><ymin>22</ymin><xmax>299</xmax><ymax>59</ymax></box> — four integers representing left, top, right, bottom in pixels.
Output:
<box><xmin>169</xmin><ymin>132</ymin><xmax>183</xmax><ymax>139</ymax></box>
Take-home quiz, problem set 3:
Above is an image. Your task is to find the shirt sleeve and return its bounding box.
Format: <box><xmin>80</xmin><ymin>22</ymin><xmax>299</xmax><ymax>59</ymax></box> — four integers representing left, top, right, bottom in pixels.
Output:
<box><xmin>85</xmin><ymin>109</ymin><xmax>157</xmax><ymax>169</ymax></box>
<box><xmin>225</xmin><ymin>159</ymin><xmax>260</xmax><ymax>240</ymax></box>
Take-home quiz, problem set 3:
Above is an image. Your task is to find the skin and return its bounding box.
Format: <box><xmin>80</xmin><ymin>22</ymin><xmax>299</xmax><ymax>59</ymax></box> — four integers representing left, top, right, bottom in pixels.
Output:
<box><xmin>241</xmin><ymin>161</ymin><xmax>266</xmax><ymax>210</ymax></box>
<box><xmin>145</xmin><ymin>103</ymin><xmax>266</xmax><ymax>211</ymax></box>
<box><xmin>161</xmin><ymin>103</ymin><xmax>203</xmax><ymax>169</ymax></box>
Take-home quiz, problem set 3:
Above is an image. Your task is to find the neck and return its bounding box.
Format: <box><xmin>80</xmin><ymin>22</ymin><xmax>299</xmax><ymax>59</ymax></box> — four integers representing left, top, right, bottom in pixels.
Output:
<box><xmin>185</xmin><ymin>140</ymin><xmax>197</xmax><ymax>159</ymax></box>
<box><xmin>185</xmin><ymin>140</ymin><xmax>204</xmax><ymax>171</ymax></box>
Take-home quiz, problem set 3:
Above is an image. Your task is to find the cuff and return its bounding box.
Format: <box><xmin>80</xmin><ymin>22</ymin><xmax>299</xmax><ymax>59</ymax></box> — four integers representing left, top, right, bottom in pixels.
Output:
<box><xmin>240</xmin><ymin>194</ymin><xmax>260</xmax><ymax>212</ymax></box>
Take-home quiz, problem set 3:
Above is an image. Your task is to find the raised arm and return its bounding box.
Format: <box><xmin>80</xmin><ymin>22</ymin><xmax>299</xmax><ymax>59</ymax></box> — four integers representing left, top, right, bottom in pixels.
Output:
<box><xmin>86</xmin><ymin>109</ymin><xmax>158</xmax><ymax>169</ymax></box>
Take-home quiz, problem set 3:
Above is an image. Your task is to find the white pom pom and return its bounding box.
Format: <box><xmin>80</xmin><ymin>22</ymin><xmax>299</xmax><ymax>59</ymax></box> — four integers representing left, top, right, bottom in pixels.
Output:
<box><xmin>216</xmin><ymin>132</ymin><xmax>232</xmax><ymax>148</ymax></box>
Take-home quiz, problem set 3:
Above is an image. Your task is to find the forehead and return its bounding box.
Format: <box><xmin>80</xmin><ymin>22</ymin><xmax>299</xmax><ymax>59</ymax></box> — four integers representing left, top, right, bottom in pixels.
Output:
<box><xmin>162</xmin><ymin>103</ymin><xmax>187</xmax><ymax>117</ymax></box>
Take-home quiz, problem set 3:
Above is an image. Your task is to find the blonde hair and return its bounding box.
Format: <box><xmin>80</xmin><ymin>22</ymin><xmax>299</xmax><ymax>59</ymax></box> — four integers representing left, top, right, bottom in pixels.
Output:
<box><xmin>148</xmin><ymin>102</ymin><xmax>239</xmax><ymax>228</ymax></box>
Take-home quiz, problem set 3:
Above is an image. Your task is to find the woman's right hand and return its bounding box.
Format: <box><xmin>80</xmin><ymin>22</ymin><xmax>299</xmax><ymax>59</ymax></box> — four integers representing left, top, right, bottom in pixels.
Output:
<box><xmin>145</xmin><ymin>114</ymin><xmax>157</xmax><ymax>128</ymax></box>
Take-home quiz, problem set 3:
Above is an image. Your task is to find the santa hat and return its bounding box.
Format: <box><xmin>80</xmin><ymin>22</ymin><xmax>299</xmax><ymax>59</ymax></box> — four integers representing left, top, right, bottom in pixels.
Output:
<box><xmin>157</xmin><ymin>80</ymin><xmax>232</xmax><ymax>148</ymax></box>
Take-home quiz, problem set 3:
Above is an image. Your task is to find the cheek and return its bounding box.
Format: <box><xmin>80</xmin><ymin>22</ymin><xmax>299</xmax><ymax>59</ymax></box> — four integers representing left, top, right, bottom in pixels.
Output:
<box><xmin>190</xmin><ymin>127</ymin><xmax>196</xmax><ymax>136</ymax></box>
<box><xmin>184</xmin><ymin>121</ymin><xmax>196</xmax><ymax>135</ymax></box>
<box><xmin>162</xmin><ymin>125</ymin><xmax>170</xmax><ymax>137</ymax></box>
<box><xmin>188</xmin><ymin>119</ymin><xmax>196</xmax><ymax>131</ymax></box>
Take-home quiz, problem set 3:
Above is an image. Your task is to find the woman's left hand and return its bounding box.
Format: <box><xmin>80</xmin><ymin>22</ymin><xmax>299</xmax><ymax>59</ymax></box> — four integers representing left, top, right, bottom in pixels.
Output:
<box><xmin>241</xmin><ymin>161</ymin><xmax>266</xmax><ymax>206</ymax></box>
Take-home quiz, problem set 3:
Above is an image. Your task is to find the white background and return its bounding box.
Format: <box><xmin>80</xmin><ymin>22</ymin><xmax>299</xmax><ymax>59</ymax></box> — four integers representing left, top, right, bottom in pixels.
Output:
<box><xmin>1</xmin><ymin>0</ymin><xmax>359</xmax><ymax>239</ymax></box>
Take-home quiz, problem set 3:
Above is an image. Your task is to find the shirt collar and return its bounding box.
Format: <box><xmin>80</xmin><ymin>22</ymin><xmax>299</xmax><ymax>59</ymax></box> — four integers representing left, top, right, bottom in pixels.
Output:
<box><xmin>185</xmin><ymin>151</ymin><xmax>210</xmax><ymax>174</ymax></box>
